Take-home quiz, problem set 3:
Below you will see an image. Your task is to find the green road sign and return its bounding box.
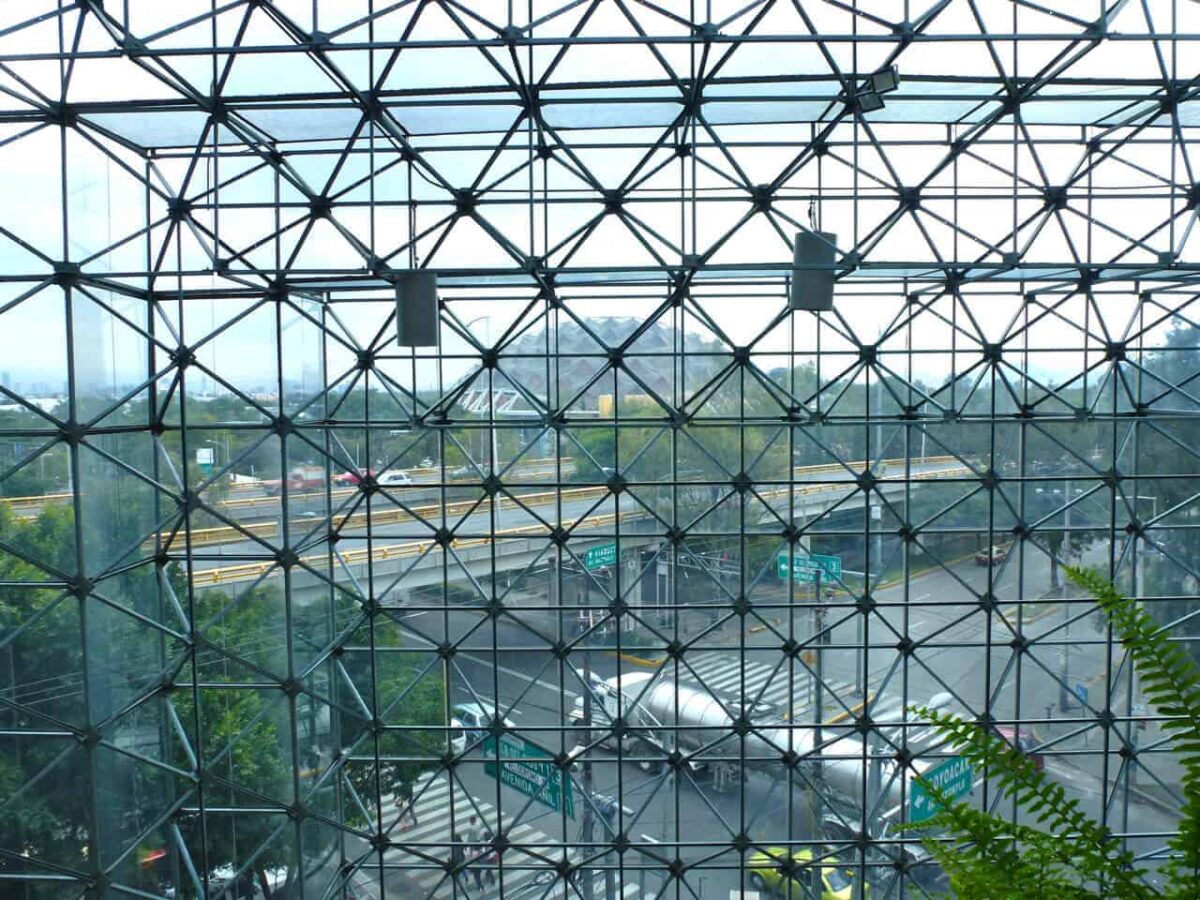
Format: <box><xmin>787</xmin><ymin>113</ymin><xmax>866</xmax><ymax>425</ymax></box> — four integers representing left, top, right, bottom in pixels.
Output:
<box><xmin>196</xmin><ymin>447</ymin><xmax>214</xmax><ymax>475</ymax></box>
<box><xmin>584</xmin><ymin>542</ymin><xmax>617</xmax><ymax>571</ymax></box>
<box><xmin>909</xmin><ymin>755</ymin><xmax>973</xmax><ymax>823</ymax></box>
<box><xmin>484</xmin><ymin>733</ymin><xmax>575</xmax><ymax>817</ymax></box>
<box><xmin>776</xmin><ymin>552</ymin><xmax>842</xmax><ymax>583</ymax></box>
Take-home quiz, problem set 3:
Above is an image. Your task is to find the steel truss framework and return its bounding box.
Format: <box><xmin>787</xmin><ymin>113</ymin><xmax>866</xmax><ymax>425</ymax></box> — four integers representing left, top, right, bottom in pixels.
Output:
<box><xmin>1</xmin><ymin>0</ymin><xmax>1200</xmax><ymax>898</ymax></box>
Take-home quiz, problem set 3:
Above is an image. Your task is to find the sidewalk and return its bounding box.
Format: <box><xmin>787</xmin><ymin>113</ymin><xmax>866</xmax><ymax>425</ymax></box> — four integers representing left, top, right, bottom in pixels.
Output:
<box><xmin>350</xmin><ymin>772</ymin><xmax>642</xmax><ymax>900</ymax></box>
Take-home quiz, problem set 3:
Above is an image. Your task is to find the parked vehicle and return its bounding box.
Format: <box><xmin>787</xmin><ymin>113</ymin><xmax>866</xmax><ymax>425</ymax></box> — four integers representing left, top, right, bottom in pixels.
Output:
<box><xmin>449</xmin><ymin>717</ymin><xmax>466</xmax><ymax>756</ymax></box>
<box><xmin>974</xmin><ymin>543</ymin><xmax>1011</xmax><ymax>566</ymax></box>
<box><xmin>747</xmin><ymin>848</ymin><xmax>859</xmax><ymax>898</ymax></box>
<box><xmin>453</xmin><ymin>702</ymin><xmax>515</xmax><ymax>743</ymax></box>
<box><xmin>995</xmin><ymin>724</ymin><xmax>1045</xmax><ymax>771</ymax></box>
<box><xmin>165</xmin><ymin>864</ymin><xmax>288</xmax><ymax>898</ymax></box>
<box><xmin>261</xmin><ymin>465</ymin><xmax>326</xmax><ymax>496</ymax></box>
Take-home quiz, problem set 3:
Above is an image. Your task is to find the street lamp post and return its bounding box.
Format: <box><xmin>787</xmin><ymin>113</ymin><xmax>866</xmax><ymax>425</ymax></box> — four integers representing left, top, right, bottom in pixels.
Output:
<box><xmin>581</xmin><ymin>628</ymin><xmax>594</xmax><ymax>900</ymax></box>
<box><xmin>1133</xmin><ymin>495</ymin><xmax>1158</xmax><ymax>603</ymax></box>
<box><xmin>812</xmin><ymin>569</ymin><xmax>826</xmax><ymax>900</ymax></box>
<box><xmin>1059</xmin><ymin>478</ymin><xmax>1074</xmax><ymax>712</ymax></box>
<box><xmin>1129</xmin><ymin>494</ymin><xmax>1158</xmax><ymax>787</ymax></box>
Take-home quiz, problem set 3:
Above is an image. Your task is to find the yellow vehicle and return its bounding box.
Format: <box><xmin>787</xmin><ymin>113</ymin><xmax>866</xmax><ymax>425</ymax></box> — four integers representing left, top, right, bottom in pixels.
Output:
<box><xmin>747</xmin><ymin>848</ymin><xmax>859</xmax><ymax>899</ymax></box>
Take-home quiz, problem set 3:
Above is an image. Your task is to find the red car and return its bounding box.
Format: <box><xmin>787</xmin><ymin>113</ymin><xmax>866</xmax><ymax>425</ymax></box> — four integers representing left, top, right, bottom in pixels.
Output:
<box><xmin>974</xmin><ymin>544</ymin><xmax>1011</xmax><ymax>566</ymax></box>
<box><xmin>996</xmin><ymin>724</ymin><xmax>1045</xmax><ymax>771</ymax></box>
<box><xmin>262</xmin><ymin>465</ymin><xmax>326</xmax><ymax>496</ymax></box>
<box><xmin>332</xmin><ymin>468</ymin><xmax>374</xmax><ymax>486</ymax></box>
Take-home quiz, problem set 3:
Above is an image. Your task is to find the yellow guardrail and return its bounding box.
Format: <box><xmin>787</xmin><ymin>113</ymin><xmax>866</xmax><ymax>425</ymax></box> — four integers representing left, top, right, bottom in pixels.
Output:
<box><xmin>189</xmin><ymin>461</ymin><xmax>972</xmax><ymax>583</ymax></box>
<box><xmin>191</xmin><ymin>508</ymin><xmax>632</xmax><ymax>587</ymax></box>
<box><xmin>173</xmin><ymin>483</ymin><xmax>612</xmax><ymax>550</ymax></box>
<box><xmin>166</xmin><ymin>458</ymin><xmax>971</xmax><ymax>550</ymax></box>
<box><xmin>179</xmin><ymin>458</ymin><xmax>968</xmax><ymax>550</ymax></box>
<box><xmin>0</xmin><ymin>491</ymin><xmax>73</xmax><ymax>509</ymax></box>
<box><xmin>0</xmin><ymin>455</ymin><xmax>963</xmax><ymax>513</ymax></box>
<box><xmin>213</xmin><ymin>468</ymin><xmax>568</xmax><ymax>511</ymax></box>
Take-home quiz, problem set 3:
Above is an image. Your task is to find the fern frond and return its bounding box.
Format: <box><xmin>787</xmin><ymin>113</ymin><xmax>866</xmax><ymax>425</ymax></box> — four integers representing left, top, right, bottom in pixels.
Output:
<box><xmin>1165</xmin><ymin>783</ymin><xmax>1200</xmax><ymax>899</ymax></box>
<box><xmin>909</xmin><ymin>705</ymin><xmax>1149</xmax><ymax>897</ymax></box>
<box><xmin>907</xmin><ymin>778</ymin><xmax>1100</xmax><ymax>898</ymax></box>
<box><xmin>1066</xmin><ymin>566</ymin><xmax>1200</xmax><ymax>892</ymax></box>
<box><xmin>900</xmin><ymin>571</ymin><xmax>1200</xmax><ymax>897</ymax></box>
<box><xmin>1066</xmin><ymin>566</ymin><xmax>1200</xmax><ymax>782</ymax></box>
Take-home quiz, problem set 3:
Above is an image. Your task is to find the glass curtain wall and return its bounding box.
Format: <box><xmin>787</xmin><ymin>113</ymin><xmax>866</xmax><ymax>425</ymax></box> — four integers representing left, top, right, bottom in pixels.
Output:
<box><xmin>0</xmin><ymin>1</ymin><xmax>1198</xmax><ymax>898</ymax></box>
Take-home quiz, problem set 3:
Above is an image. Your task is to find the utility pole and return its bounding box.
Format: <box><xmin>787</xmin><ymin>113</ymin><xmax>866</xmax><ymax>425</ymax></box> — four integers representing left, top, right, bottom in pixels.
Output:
<box><xmin>603</xmin><ymin>799</ymin><xmax>617</xmax><ymax>900</ymax></box>
<box><xmin>811</xmin><ymin>569</ymin><xmax>826</xmax><ymax>900</ymax></box>
<box><xmin>1130</xmin><ymin>494</ymin><xmax>1157</xmax><ymax>787</ymax></box>
<box><xmin>859</xmin><ymin>729</ymin><xmax>883</xmax><ymax>900</ymax></box>
<box><xmin>1059</xmin><ymin>477</ymin><xmax>1074</xmax><ymax>712</ymax></box>
<box><xmin>577</xmin><ymin>654</ymin><xmax>616</xmax><ymax>900</ymax></box>
<box><xmin>581</xmin><ymin>570</ymin><xmax>594</xmax><ymax>900</ymax></box>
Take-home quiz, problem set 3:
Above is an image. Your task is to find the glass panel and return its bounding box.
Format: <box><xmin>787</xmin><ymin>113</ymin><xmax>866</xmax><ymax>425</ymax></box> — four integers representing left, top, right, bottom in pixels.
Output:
<box><xmin>1</xmin><ymin>5</ymin><xmax>1198</xmax><ymax>897</ymax></box>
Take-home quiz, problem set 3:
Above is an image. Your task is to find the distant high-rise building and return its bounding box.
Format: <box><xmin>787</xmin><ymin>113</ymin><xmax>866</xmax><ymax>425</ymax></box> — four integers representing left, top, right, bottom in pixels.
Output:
<box><xmin>71</xmin><ymin>296</ymin><xmax>109</xmax><ymax>400</ymax></box>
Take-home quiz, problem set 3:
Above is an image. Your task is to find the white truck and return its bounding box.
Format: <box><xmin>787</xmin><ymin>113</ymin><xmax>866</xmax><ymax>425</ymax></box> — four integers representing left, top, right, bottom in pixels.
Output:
<box><xmin>570</xmin><ymin>670</ymin><xmax>952</xmax><ymax>875</ymax></box>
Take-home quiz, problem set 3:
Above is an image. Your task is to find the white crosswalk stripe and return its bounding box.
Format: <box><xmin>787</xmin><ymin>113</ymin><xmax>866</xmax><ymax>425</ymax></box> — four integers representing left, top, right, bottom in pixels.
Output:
<box><xmin>678</xmin><ymin>652</ymin><xmax>859</xmax><ymax>720</ymax></box>
<box><xmin>365</xmin><ymin>773</ymin><xmax>642</xmax><ymax>900</ymax></box>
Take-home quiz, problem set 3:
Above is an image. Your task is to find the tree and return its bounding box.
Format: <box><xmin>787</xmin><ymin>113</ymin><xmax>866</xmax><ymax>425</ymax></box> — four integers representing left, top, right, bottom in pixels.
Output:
<box><xmin>0</xmin><ymin>502</ymin><xmax>91</xmax><ymax>879</ymax></box>
<box><xmin>179</xmin><ymin>687</ymin><xmax>291</xmax><ymax>899</ymax></box>
<box><xmin>1129</xmin><ymin>323</ymin><xmax>1200</xmax><ymax>665</ymax></box>
<box><xmin>173</xmin><ymin>583</ymin><xmax>295</xmax><ymax>899</ymax></box>
<box><xmin>337</xmin><ymin>610</ymin><xmax>447</xmax><ymax>823</ymax></box>
<box><xmin>906</xmin><ymin>566</ymin><xmax>1200</xmax><ymax>898</ymax></box>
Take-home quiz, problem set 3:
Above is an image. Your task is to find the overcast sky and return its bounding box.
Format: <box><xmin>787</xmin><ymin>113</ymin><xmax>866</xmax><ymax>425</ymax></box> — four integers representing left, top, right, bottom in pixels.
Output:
<box><xmin>0</xmin><ymin>0</ymin><xmax>1196</xmax><ymax>398</ymax></box>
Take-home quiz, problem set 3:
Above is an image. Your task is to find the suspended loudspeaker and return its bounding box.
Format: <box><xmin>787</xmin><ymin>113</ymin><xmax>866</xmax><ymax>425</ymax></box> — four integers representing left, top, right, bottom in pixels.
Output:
<box><xmin>790</xmin><ymin>231</ymin><xmax>838</xmax><ymax>311</ymax></box>
<box><xmin>395</xmin><ymin>270</ymin><xmax>440</xmax><ymax>347</ymax></box>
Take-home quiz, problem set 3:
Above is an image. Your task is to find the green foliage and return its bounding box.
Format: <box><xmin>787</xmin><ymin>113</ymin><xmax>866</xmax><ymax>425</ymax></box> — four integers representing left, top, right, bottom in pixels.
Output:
<box><xmin>907</xmin><ymin>705</ymin><xmax>1147</xmax><ymax>898</ymax></box>
<box><xmin>338</xmin><ymin>612</ymin><xmax>447</xmax><ymax>818</ymax></box>
<box><xmin>1069</xmin><ymin>567</ymin><xmax>1200</xmax><ymax>896</ymax></box>
<box><xmin>0</xmin><ymin>503</ymin><xmax>91</xmax><ymax>869</ymax></box>
<box><xmin>907</xmin><ymin>566</ymin><xmax>1200</xmax><ymax>898</ymax></box>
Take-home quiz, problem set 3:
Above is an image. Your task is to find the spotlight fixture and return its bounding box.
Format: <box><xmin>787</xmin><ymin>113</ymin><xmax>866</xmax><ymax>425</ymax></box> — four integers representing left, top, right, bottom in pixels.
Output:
<box><xmin>856</xmin><ymin>91</ymin><xmax>885</xmax><ymax>113</ymax></box>
<box><xmin>871</xmin><ymin>65</ymin><xmax>900</xmax><ymax>95</ymax></box>
<box><xmin>395</xmin><ymin>270</ymin><xmax>440</xmax><ymax>347</ymax></box>
<box><xmin>850</xmin><ymin>66</ymin><xmax>899</xmax><ymax>115</ymax></box>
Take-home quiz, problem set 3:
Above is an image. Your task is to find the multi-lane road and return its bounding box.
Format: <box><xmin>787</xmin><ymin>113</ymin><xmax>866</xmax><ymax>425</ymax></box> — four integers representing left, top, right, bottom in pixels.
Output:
<box><xmin>8</xmin><ymin>457</ymin><xmax>1176</xmax><ymax>896</ymax></box>
<box><xmin>362</xmin><ymin>539</ymin><xmax>1180</xmax><ymax>899</ymax></box>
<box><xmin>176</xmin><ymin>457</ymin><xmax>970</xmax><ymax>598</ymax></box>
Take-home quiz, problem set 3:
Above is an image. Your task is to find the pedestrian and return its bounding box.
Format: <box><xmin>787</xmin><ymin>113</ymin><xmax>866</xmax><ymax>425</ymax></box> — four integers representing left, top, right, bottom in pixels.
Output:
<box><xmin>398</xmin><ymin>779</ymin><xmax>418</xmax><ymax>828</ymax></box>
<box><xmin>481</xmin><ymin>822</ymin><xmax>497</xmax><ymax>886</ymax></box>
<box><xmin>451</xmin><ymin>831</ymin><xmax>465</xmax><ymax>888</ymax></box>
<box><xmin>467</xmin><ymin>815</ymin><xmax>484</xmax><ymax>890</ymax></box>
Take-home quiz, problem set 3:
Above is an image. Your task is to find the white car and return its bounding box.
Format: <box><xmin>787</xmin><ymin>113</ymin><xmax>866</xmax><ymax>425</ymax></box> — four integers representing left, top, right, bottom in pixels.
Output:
<box><xmin>454</xmin><ymin>702</ymin><xmax>515</xmax><ymax>741</ymax></box>
<box><xmin>377</xmin><ymin>469</ymin><xmax>413</xmax><ymax>487</ymax></box>
<box><xmin>450</xmin><ymin>717</ymin><xmax>466</xmax><ymax>755</ymax></box>
<box><xmin>165</xmin><ymin>864</ymin><xmax>288</xmax><ymax>898</ymax></box>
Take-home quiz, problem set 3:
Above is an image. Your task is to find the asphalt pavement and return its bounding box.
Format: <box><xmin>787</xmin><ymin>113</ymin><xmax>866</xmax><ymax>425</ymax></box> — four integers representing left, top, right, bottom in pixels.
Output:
<box><xmin>390</xmin><ymin>541</ymin><xmax>1183</xmax><ymax>898</ymax></box>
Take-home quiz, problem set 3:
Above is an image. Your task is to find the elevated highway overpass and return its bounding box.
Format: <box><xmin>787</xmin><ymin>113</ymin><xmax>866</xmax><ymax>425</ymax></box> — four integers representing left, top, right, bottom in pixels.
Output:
<box><xmin>186</xmin><ymin>457</ymin><xmax>971</xmax><ymax>600</ymax></box>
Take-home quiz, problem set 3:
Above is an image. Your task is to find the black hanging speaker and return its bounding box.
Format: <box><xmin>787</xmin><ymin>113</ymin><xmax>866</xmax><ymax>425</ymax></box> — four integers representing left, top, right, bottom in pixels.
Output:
<box><xmin>395</xmin><ymin>270</ymin><xmax>440</xmax><ymax>347</ymax></box>
<box><xmin>790</xmin><ymin>231</ymin><xmax>838</xmax><ymax>311</ymax></box>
